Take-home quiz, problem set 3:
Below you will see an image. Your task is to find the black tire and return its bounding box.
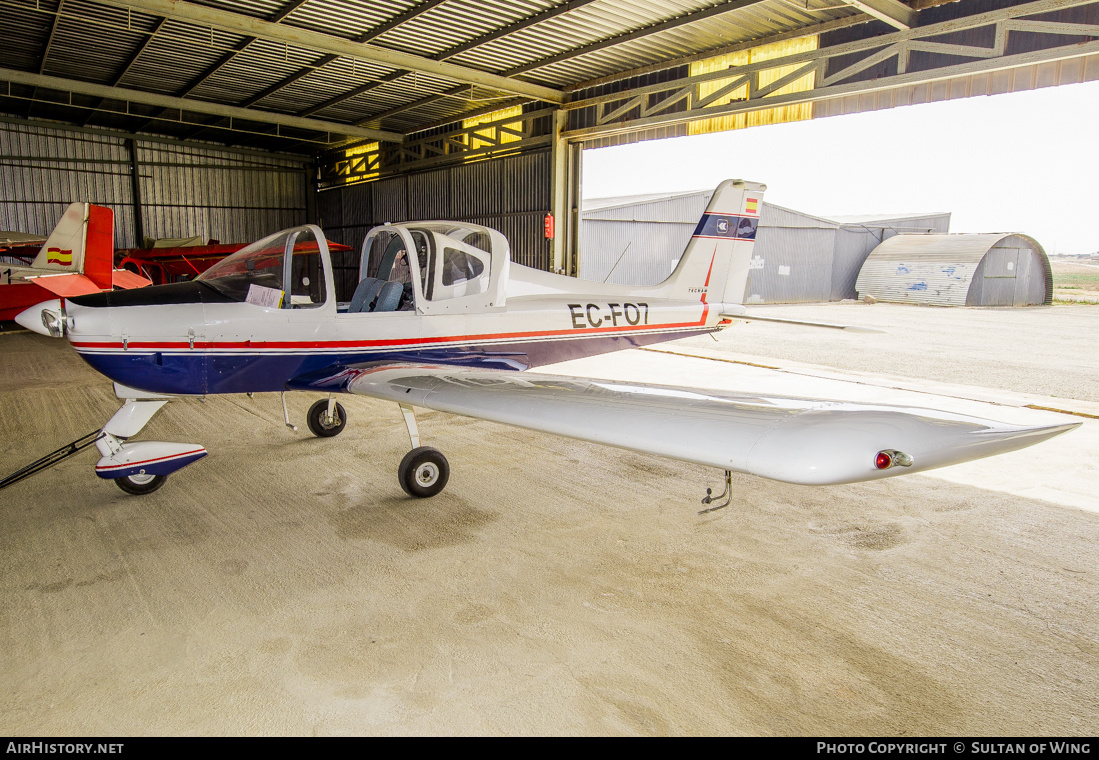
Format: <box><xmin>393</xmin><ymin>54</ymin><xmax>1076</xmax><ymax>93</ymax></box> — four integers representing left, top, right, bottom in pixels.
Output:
<box><xmin>398</xmin><ymin>446</ymin><xmax>450</xmax><ymax>498</ymax></box>
<box><xmin>115</xmin><ymin>472</ymin><xmax>167</xmax><ymax>495</ymax></box>
<box><xmin>307</xmin><ymin>399</ymin><xmax>346</xmax><ymax>437</ymax></box>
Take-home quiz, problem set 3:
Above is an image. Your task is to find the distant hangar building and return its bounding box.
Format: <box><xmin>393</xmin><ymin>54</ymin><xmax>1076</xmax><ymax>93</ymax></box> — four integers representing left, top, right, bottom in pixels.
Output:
<box><xmin>580</xmin><ymin>190</ymin><xmax>950</xmax><ymax>303</ymax></box>
<box><xmin>855</xmin><ymin>233</ymin><xmax>1053</xmax><ymax>307</ymax></box>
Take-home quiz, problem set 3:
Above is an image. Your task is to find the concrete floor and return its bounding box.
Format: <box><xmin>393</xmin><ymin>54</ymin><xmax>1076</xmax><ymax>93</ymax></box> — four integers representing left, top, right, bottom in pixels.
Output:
<box><xmin>1</xmin><ymin>303</ymin><xmax>1097</xmax><ymax>736</ymax></box>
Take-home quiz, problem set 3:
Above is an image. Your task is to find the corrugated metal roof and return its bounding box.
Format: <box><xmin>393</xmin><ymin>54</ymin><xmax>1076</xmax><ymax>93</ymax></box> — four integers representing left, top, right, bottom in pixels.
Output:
<box><xmin>862</xmin><ymin>233</ymin><xmax>1035</xmax><ymax>261</ymax></box>
<box><xmin>827</xmin><ymin>212</ymin><xmax>951</xmax><ymax>224</ymax></box>
<box><xmin>0</xmin><ymin>0</ymin><xmax>868</xmax><ymax>153</ymax></box>
<box><xmin>582</xmin><ymin>188</ymin><xmax>947</xmax><ymax>229</ymax></box>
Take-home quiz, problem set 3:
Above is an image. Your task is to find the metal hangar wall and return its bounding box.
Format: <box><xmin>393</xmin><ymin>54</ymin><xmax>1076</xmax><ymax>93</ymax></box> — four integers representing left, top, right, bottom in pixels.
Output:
<box><xmin>0</xmin><ymin>120</ymin><xmax>310</xmax><ymax>250</ymax></box>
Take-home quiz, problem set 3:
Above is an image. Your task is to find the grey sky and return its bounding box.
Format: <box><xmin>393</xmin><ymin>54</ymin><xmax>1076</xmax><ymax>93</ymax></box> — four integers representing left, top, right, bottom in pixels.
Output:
<box><xmin>582</xmin><ymin>80</ymin><xmax>1099</xmax><ymax>255</ymax></box>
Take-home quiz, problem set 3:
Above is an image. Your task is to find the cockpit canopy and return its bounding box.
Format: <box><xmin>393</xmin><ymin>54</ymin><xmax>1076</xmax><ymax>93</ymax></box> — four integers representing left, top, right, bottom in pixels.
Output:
<box><xmin>357</xmin><ymin>221</ymin><xmax>509</xmax><ymax>315</ymax></box>
<box><xmin>193</xmin><ymin>221</ymin><xmax>510</xmax><ymax>315</ymax></box>
<box><xmin>197</xmin><ymin>226</ymin><xmax>329</xmax><ymax>309</ymax></box>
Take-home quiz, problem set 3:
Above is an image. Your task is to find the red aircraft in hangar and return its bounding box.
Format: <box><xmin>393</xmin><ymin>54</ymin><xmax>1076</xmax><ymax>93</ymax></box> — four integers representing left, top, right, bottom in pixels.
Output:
<box><xmin>116</xmin><ymin>240</ymin><xmax>248</xmax><ymax>285</ymax></box>
<box><xmin>0</xmin><ymin>203</ymin><xmax>150</xmax><ymax>322</ymax></box>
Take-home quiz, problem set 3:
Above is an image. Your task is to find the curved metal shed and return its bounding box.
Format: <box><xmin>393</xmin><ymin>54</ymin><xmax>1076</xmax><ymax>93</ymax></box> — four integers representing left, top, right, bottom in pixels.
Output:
<box><xmin>855</xmin><ymin>233</ymin><xmax>1053</xmax><ymax>307</ymax></box>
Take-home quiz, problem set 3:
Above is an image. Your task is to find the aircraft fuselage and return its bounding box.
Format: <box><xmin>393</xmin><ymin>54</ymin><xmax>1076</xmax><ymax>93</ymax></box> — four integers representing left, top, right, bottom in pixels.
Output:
<box><xmin>65</xmin><ymin>287</ymin><xmax>722</xmax><ymax>396</ymax></box>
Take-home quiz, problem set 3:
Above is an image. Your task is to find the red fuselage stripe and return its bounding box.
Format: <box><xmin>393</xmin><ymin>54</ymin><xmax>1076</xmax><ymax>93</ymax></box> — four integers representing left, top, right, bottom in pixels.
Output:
<box><xmin>71</xmin><ymin>316</ymin><xmax>710</xmax><ymax>351</ymax></box>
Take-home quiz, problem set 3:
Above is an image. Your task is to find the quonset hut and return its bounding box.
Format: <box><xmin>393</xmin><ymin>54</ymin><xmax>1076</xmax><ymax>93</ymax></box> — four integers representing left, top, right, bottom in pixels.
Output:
<box><xmin>855</xmin><ymin>233</ymin><xmax>1053</xmax><ymax>307</ymax></box>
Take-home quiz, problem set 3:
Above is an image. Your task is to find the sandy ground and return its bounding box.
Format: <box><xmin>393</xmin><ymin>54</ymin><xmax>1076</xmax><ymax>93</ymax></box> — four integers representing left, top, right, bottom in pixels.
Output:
<box><xmin>1</xmin><ymin>303</ymin><xmax>1097</xmax><ymax>736</ymax></box>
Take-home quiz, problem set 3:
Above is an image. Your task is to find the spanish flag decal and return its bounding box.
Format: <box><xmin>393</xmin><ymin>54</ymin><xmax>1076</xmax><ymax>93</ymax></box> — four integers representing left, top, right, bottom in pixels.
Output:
<box><xmin>745</xmin><ymin>197</ymin><xmax>759</xmax><ymax>215</ymax></box>
<box><xmin>46</xmin><ymin>248</ymin><xmax>73</xmax><ymax>266</ymax></box>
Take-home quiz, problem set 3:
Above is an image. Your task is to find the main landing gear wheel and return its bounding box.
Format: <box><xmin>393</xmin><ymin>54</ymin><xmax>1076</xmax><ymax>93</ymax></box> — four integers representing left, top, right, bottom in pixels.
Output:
<box><xmin>115</xmin><ymin>472</ymin><xmax>167</xmax><ymax>495</ymax></box>
<box><xmin>398</xmin><ymin>446</ymin><xmax>450</xmax><ymax>498</ymax></box>
<box><xmin>306</xmin><ymin>399</ymin><xmax>346</xmax><ymax>437</ymax></box>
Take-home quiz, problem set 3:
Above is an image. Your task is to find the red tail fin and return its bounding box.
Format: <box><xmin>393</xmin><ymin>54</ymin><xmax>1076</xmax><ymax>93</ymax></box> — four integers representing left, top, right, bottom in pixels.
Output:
<box><xmin>83</xmin><ymin>205</ymin><xmax>115</xmax><ymax>290</ymax></box>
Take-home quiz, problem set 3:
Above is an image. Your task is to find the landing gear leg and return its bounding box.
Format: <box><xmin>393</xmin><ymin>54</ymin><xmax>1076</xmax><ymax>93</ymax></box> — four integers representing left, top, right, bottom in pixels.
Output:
<box><xmin>396</xmin><ymin>403</ymin><xmax>449</xmax><ymax>498</ymax></box>
<box><xmin>699</xmin><ymin>470</ymin><xmax>732</xmax><ymax>514</ymax></box>
<box><xmin>281</xmin><ymin>392</ymin><xmax>298</xmax><ymax>432</ymax></box>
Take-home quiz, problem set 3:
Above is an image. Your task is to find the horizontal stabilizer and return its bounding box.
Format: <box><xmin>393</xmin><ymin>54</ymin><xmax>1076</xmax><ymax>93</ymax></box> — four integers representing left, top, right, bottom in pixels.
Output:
<box><xmin>343</xmin><ymin>364</ymin><xmax>1077</xmax><ymax>486</ymax></box>
<box><xmin>22</xmin><ymin>273</ymin><xmax>101</xmax><ymax>298</ymax></box>
<box><xmin>112</xmin><ymin>268</ymin><xmax>153</xmax><ymax>289</ymax></box>
<box><xmin>721</xmin><ymin>308</ymin><xmax>884</xmax><ymax>333</ymax></box>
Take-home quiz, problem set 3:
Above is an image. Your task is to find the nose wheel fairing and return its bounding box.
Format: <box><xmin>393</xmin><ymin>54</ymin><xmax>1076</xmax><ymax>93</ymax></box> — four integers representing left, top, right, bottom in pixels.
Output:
<box><xmin>94</xmin><ymin>440</ymin><xmax>208</xmax><ymax>481</ymax></box>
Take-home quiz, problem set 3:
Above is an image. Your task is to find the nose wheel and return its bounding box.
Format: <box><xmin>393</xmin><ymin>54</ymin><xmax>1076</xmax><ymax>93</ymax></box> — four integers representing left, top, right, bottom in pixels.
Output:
<box><xmin>115</xmin><ymin>471</ymin><xmax>168</xmax><ymax>495</ymax></box>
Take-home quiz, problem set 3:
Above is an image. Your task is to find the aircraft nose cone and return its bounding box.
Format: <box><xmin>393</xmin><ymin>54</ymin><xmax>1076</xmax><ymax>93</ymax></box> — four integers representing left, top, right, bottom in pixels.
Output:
<box><xmin>14</xmin><ymin>299</ymin><xmax>62</xmax><ymax>337</ymax></box>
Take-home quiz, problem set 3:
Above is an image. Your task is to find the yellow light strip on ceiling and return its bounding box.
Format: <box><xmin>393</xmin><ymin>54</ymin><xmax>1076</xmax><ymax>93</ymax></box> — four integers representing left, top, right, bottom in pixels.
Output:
<box><xmin>461</xmin><ymin>105</ymin><xmax>523</xmax><ymax>155</ymax></box>
<box><xmin>689</xmin><ymin>36</ymin><xmax>819</xmax><ymax>136</ymax></box>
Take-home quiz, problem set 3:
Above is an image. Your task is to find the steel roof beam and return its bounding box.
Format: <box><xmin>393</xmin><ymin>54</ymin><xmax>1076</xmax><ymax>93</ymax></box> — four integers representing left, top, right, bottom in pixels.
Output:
<box><xmin>844</xmin><ymin>0</ymin><xmax>916</xmax><ymax>30</ymax></box>
<box><xmin>561</xmin><ymin>0</ymin><xmax>1099</xmax><ymax>139</ymax></box>
<box><xmin>28</xmin><ymin>0</ymin><xmax>66</xmax><ymax>120</ymax></box>
<box><xmin>562</xmin><ymin>38</ymin><xmax>1099</xmax><ymax>138</ymax></box>
<box><xmin>360</xmin><ymin>0</ymin><xmax>454</xmax><ymax>42</ymax></box>
<box><xmin>125</xmin><ymin>0</ymin><xmax>310</xmax><ymax>136</ymax></box>
<box><xmin>566</xmin><ymin>15</ymin><xmax>875</xmax><ymax>93</ymax></box>
<box><xmin>181</xmin><ymin>1</ymin><xmax>454</xmax><ymax>144</ymax></box>
<box><xmin>356</xmin><ymin>0</ymin><xmax>769</xmax><ymax>126</ymax></box>
<box><xmin>38</xmin><ymin>0</ymin><xmax>64</xmax><ymax>76</ymax></box>
<box><xmin>0</xmin><ymin>68</ymin><xmax>403</xmax><ymax>143</ymax></box>
<box><xmin>80</xmin><ymin>17</ymin><xmax>168</xmax><ymax>127</ymax></box>
<box><xmin>173</xmin><ymin>0</ymin><xmax>312</xmax><ymax>96</ymax></box>
<box><xmin>201</xmin><ymin>0</ymin><xmax>453</xmax><ymax>115</ymax></box>
<box><xmin>507</xmin><ymin>0</ymin><xmax>772</xmax><ymax>79</ymax></box>
<box><xmin>298</xmin><ymin>0</ymin><xmax>602</xmax><ymax>119</ymax></box>
<box><xmin>94</xmin><ymin>0</ymin><xmax>565</xmax><ymax>103</ymax></box>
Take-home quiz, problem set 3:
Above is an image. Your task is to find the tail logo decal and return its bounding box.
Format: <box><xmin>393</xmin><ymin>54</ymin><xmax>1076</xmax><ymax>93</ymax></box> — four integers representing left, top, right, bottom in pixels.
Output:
<box><xmin>745</xmin><ymin>197</ymin><xmax>759</xmax><ymax>215</ymax></box>
<box><xmin>46</xmin><ymin>248</ymin><xmax>73</xmax><ymax>266</ymax></box>
<box><xmin>692</xmin><ymin>213</ymin><xmax>758</xmax><ymax>241</ymax></box>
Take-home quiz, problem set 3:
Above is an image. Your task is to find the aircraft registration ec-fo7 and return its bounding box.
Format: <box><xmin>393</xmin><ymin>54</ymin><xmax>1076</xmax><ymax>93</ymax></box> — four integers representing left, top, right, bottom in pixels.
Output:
<box><xmin>15</xmin><ymin>180</ymin><xmax>1078</xmax><ymax>507</ymax></box>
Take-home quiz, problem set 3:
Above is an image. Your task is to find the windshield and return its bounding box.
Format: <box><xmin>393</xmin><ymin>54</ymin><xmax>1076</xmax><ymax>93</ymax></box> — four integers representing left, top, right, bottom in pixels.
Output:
<box><xmin>197</xmin><ymin>228</ymin><xmax>328</xmax><ymax>307</ymax></box>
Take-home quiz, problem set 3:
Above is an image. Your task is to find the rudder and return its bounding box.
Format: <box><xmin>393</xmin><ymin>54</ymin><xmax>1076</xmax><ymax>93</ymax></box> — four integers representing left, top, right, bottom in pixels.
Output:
<box><xmin>662</xmin><ymin>179</ymin><xmax>765</xmax><ymax>305</ymax></box>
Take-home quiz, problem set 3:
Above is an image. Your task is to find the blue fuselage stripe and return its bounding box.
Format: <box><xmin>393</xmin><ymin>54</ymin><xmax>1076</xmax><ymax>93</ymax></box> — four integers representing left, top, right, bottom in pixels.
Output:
<box><xmin>77</xmin><ymin>328</ymin><xmax>713</xmax><ymax>395</ymax></box>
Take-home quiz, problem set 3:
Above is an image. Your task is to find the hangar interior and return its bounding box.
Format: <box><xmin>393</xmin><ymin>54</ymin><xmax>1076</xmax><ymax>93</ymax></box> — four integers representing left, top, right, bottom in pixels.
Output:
<box><xmin>2</xmin><ymin>0</ymin><xmax>1098</xmax><ymax>737</ymax></box>
<box><xmin>0</xmin><ymin>0</ymin><xmax>1097</xmax><ymax>280</ymax></box>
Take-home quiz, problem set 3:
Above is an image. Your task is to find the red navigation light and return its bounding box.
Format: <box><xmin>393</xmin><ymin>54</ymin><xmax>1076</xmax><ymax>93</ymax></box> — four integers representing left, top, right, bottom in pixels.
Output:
<box><xmin>875</xmin><ymin>451</ymin><xmax>893</xmax><ymax>470</ymax></box>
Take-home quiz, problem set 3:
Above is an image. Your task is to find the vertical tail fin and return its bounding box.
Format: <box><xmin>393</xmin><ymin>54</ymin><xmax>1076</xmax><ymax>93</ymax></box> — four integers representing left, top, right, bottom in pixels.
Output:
<box><xmin>663</xmin><ymin>179</ymin><xmax>765</xmax><ymax>305</ymax></box>
<box><xmin>31</xmin><ymin>203</ymin><xmax>115</xmax><ymax>289</ymax></box>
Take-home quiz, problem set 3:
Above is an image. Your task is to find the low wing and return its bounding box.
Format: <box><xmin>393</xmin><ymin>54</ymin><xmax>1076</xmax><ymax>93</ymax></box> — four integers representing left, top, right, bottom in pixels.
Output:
<box><xmin>335</xmin><ymin>364</ymin><xmax>1077</xmax><ymax>486</ymax></box>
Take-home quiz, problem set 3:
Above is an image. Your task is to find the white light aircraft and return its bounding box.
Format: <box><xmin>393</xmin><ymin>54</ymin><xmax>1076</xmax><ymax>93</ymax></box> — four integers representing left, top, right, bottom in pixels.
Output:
<box><xmin>15</xmin><ymin>180</ymin><xmax>1078</xmax><ymax>505</ymax></box>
